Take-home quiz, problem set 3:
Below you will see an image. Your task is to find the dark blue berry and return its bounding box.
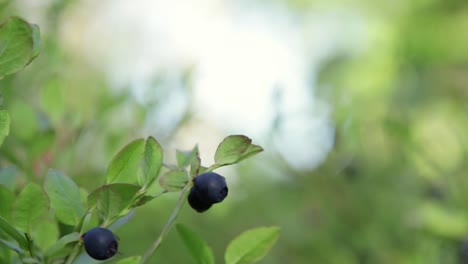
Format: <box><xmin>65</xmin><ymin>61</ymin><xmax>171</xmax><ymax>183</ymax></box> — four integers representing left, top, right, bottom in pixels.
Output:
<box><xmin>83</xmin><ymin>227</ymin><xmax>118</xmax><ymax>260</ymax></box>
<box><xmin>188</xmin><ymin>172</ymin><xmax>228</xmax><ymax>212</ymax></box>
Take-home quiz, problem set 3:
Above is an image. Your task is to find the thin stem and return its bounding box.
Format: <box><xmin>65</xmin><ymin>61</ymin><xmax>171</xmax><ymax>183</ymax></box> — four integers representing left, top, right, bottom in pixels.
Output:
<box><xmin>140</xmin><ymin>184</ymin><xmax>190</xmax><ymax>264</ymax></box>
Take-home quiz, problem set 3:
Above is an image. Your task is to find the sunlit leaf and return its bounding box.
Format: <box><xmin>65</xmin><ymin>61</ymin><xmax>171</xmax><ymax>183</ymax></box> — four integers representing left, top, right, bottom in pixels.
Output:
<box><xmin>159</xmin><ymin>170</ymin><xmax>188</xmax><ymax>192</ymax></box>
<box><xmin>12</xmin><ymin>183</ymin><xmax>48</xmax><ymax>233</ymax></box>
<box><xmin>225</xmin><ymin>226</ymin><xmax>280</xmax><ymax>264</ymax></box>
<box><xmin>44</xmin><ymin>169</ymin><xmax>85</xmax><ymax>226</ymax></box>
<box><xmin>142</xmin><ymin>136</ymin><xmax>163</xmax><ymax>187</ymax></box>
<box><xmin>87</xmin><ymin>183</ymin><xmax>141</xmax><ymax>222</ymax></box>
<box><xmin>0</xmin><ymin>110</ymin><xmax>9</xmax><ymax>146</ymax></box>
<box><xmin>106</xmin><ymin>138</ymin><xmax>145</xmax><ymax>184</ymax></box>
<box><xmin>176</xmin><ymin>224</ymin><xmax>215</xmax><ymax>264</ymax></box>
<box><xmin>214</xmin><ymin>135</ymin><xmax>252</xmax><ymax>165</ymax></box>
<box><xmin>0</xmin><ymin>16</ymin><xmax>41</xmax><ymax>78</ymax></box>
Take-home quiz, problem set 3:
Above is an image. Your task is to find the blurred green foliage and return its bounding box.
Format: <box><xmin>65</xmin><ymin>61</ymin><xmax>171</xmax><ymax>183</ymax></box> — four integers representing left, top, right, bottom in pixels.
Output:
<box><xmin>1</xmin><ymin>0</ymin><xmax>468</xmax><ymax>263</ymax></box>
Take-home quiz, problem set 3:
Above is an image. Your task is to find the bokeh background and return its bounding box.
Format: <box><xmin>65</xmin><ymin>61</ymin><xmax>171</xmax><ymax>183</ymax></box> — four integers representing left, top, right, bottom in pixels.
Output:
<box><xmin>1</xmin><ymin>0</ymin><xmax>468</xmax><ymax>263</ymax></box>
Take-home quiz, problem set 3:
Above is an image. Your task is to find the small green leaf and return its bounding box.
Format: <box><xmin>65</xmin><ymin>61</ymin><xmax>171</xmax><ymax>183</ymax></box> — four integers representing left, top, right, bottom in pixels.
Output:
<box><xmin>87</xmin><ymin>183</ymin><xmax>141</xmax><ymax>222</ymax></box>
<box><xmin>116</xmin><ymin>256</ymin><xmax>141</xmax><ymax>264</ymax></box>
<box><xmin>12</xmin><ymin>183</ymin><xmax>48</xmax><ymax>233</ymax></box>
<box><xmin>176</xmin><ymin>224</ymin><xmax>215</xmax><ymax>264</ymax></box>
<box><xmin>106</xmin><ymin>138</ymin><xmax>145</xmax><ymax>184</ymax></box>
<box><xmin>159</xmin><ymin>170</ymin><xmax>188</xmax><ymax>192</ymax></box>
<box><xmin>45</xmin><ymin>232</ymin><xmax>80</xmax><ymax>258</ymax></box>
<box><xmin>0</xmin><ymin>216</ymin><xmax>28</xmax><ymax>249</ymax></box>
<box><xmin>0</xmin><ymin>185</ymin><xmax>14</xmax><ymax>221</ymax></box>
<box><xmin>44</xmin><ymin>169</ymin><xmax>85</xmax><ymax>226</ymax></box>
<box><xmin>0</xmin><ymin>16</ymin><xmax>41</xmax><ymax>78</ymax></box>
<box><xmin>225</xmin><ymin>226</ymin><xmax>280</xmax><ymax>264</ymax></box>
<box><xmin>189</xmin><ymin>146</ymin><xmax>201</xmax><ymax>179</ymax></box>
<box><xmin>214</xmin><ymin>135</ymin><xmax>252</xmax><ymax>165</ymax></box>
<box><xmin>142</xmin><ymin>136</ymin><xmax>163</xmax><ymax>187</ymax></box>
<box><xmin>0</xmin><ymin>110</ymin><xmax>9</xmax><ymax>146</ymax></box>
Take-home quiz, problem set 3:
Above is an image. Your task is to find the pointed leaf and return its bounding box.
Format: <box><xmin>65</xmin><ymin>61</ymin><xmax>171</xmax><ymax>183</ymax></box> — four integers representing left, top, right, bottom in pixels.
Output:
<box><xmin>44</xmin><ymin>169</ymin><xmax>85</xmax><ymax>226</ymax></box>
<box><xmin>159</xmin><ymin>170</ymin><xmax>188</xmax><ymax>192</ymax></box>
<box><xmin>45</xmin><ymin>232</ymin><xmax>80</xmax><ymax>258</ymax></box>
<box><xmin>225</xmin><ymin>226</ymin><xmax>280</xmax><ymax>264</ymax></box>
<box><xmin>0</xmin><ymin>110</ymin><xmax>9</xmax><ymax>146</ymax></box>
<box><xmin>176</xmin><ymin>224</ymin><xmax>215</xmax><ymax>264</ymax></box>
<box><xmin>0</xmin><ymin>216</ymin><xmax>28</xmax><ymax>249</ymax></box>
<box><xmin>12</xmin><ymin>183</ymin><xmax>48</xmax><ymax>233</ymax></box>
<box><xmin>235</xmin><ymin>144</ymin><xmax>264</xmax><ymax>164</ymax></box>
<box><xmin>214</xmin><ymin>135</ymin><xmax>252</xmax><ymax>165</ymax></box>
<box><xmin>106</xmin><ymin>138</ymin><xmax>145</xmax><ymax>184</ymax></box>
<box><xmin>142</xmin><ymin>136</ymin><xmax>163</xmax><ymax>187</ymax></box>
<box><xmin>87</xmin><ymin>183</ymin><xmax>141</xmax><ymax>222</ymax></box>
<box><xmin>0</xmin><ymin>185</ymin><xmax>14</xmax><ymax>221</ymax></box>
<box><xmin>116</xmin><ymin>256</ymin><xmax>141</xmax><ymax>264</ymax></box>
<box><xmin>0</xmin><ymin>16</ymin><xmax>41</xmax><ymax>78</ymax></box>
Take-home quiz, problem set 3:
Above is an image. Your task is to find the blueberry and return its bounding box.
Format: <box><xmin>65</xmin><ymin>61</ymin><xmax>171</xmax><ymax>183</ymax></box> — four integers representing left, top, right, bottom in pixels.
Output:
<box><xmin>82</xmin><ymin>227</ymin><xmax>118</xmax><ymax>260</ymax></box>
<box><xmin>188</xmin><ymin>172</ymin><xmax>228</xmax><ymax>212</ymax></box>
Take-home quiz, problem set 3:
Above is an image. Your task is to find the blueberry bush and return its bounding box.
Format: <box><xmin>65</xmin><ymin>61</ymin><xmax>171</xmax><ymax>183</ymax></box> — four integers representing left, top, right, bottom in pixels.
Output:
<box><xmin>0</xmin><ymin>16</ymin><xmax>280</xmax><ymax>264</ymax></box>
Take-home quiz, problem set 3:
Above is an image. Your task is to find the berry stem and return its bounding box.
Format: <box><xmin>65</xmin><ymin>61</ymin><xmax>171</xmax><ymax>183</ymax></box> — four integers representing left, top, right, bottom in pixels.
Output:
<box><xmin>140</xmin><ymin>184</ymin><xmax>190</xmax><ymax>264</ymax></box>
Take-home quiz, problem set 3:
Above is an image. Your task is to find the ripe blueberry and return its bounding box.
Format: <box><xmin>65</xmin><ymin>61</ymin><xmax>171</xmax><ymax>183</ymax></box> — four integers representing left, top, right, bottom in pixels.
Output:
<box><xmin>188</xmin><ymin>172</ymin><xmax>228</xmax><ymax>212</ymax></box>
<box><xmin>82</xmin><ymin>227</ymin><xmax>118</xmax><ymax>260</ymax></box>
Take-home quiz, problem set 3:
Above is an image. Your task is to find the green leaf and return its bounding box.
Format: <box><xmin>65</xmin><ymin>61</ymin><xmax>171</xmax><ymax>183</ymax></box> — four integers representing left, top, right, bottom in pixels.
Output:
<box><xmin>214</xmin><ymin>135</ymin><xmax>263</xmax><ymax>167</ymax></box>
<box><xmin>87</xmin><ymin>183</ymin><xmax>141</xmax><ymax>222</ymax></box>
<box><xmin>225</xmin><ymin>226</ymin><xmax>280</xmax><ymax>264</ymax></box>
<box><xmin>106</xmin><ymin>138</ymin><xmax>145</xmax><ymax>184</ymax></box>
<box><xmin>0</xmin><ymin>185</ymin><xmax>14</xmax><ymax>221</ymax></box>
<box><xmin>32</xmin><ymin>219</ymin><xmax>58</xmax><ymax>251</ymax></box>
<box><xmin>142</xmin><ymin>136</ymin><xmax>163</xmax><ymax>187</ymax></box>
<box><xmin>44</xmin><ymin>169</ymin><xmax>86</xmax><ymax>226</ymax></box>
<box><xmin>0</xmin><ymin>238</ymin><xmax>24</xmax><ymax>254</ymax></box>
<box><xmin>0</xmin><ymin>216</ymin><xmax>28</xmax><ymax>249</ymax></box>
<box><xmin>116</xmin><ymin>256</ymin><xmax>141</xmax><ymax>264</ymax></box>
<box><xmin>159</xmin><ymin>170</ymin><xmax>188</xmax><ymax>192</ymax></box>
<box><xmin>176</xmin><ymin>224</ymin><xmax>215</xmax><ymax>264</ymax></box>
<box><xmin>0</xmin><ymin>16</ymin><xmax>41</xmax><ymax>78</ymax></box>
<box><xmin>0</xmin><ymin>110</ymin><xmax>9</xmax><ymax>146</ymax></box>
<box><xmin>12</xmin><ymin>183</ymin><xmax>48</xmax><ymax>233</ymax></box>
<box><xmin>214</xmin><ymin>135</ymin><xmax>252</xmax><ymax>165</ymax></box>
<box><xmin>189</xmin><ymin>146</ymin><xmax>201</xmax><ymax>179</ymax></box>
<box><xmin>235</xmin><ymin>144</ymin><xmax>264</xmax><ymax>163</ymax></box>
<box><xmin>135</xmin><ymin>191</ymin><xmax>166</xmax><ymax>207</ymax></box>
<box><xmin>45</xmin><ymin>232</ymin><xmax>80</xmax><ymax>258</ymax></box>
